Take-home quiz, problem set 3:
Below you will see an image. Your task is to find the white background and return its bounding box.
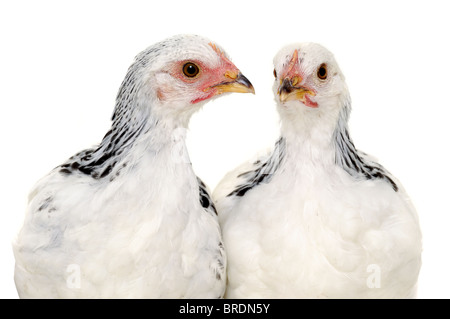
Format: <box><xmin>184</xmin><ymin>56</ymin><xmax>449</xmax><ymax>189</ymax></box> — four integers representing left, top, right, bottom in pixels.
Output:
<box><xmin>1</xmin><ymin>0</ymin><xmax>449</xmax><ymax>298</ymax></box>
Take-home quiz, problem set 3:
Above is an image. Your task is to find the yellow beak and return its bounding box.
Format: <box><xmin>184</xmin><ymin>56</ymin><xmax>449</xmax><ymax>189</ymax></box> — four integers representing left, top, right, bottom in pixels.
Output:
<box><xmin>278</xmin><ymin>77</ymin><xmax>315</xmax><ymax>103</ymax></box>
<box><xmin>210</xmin><ymin>71</ymin><xmax>255</xmax><ymax>94</ymax></box>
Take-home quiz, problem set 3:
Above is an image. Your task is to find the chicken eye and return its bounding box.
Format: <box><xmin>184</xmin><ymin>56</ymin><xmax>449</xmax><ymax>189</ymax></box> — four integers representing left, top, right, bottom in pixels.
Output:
<box><xmin>183</xmin><ymin>62</ymin><xmax>200</xmax><ymax>78</ymax></box>
<box><xmin>317</xmin><ymin>63</ymin><xmax>327</xmax><ymax>80</ymax></box>
<box><xmin>273</xmin><ymin>69</ymin><xmax>277</xmax><ymax>78</ymax></box>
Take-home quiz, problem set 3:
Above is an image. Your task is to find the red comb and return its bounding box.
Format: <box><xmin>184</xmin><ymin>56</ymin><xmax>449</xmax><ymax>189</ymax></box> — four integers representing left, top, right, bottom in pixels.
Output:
<box><xmin>286</xmin><ymin>49</ymin><xmax>299</xmax><ymax>75</ymax></box>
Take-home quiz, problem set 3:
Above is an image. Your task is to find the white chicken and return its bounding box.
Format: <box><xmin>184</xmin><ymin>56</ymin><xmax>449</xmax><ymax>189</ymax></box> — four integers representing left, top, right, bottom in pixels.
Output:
<box><xmin>13</xmin><ymin>34</ymin><xmax>254</xmax><ymax>298</ymax></box>
<box><xmin>214</xmin><ymin>43</ymin><xmax>422</xmax><ymax>298</ymax></box>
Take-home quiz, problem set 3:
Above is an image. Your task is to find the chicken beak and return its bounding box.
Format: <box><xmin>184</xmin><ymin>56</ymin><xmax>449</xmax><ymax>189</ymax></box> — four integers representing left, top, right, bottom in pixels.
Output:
<box><xmin>278</xmin><ymin>77</ymin><xmax>315</xmax><ymax>103</ymax></box>
<box><xmin>212</xmin><ymin>71</ymin><xmax>255</xmax><ymax>94</ymax></box>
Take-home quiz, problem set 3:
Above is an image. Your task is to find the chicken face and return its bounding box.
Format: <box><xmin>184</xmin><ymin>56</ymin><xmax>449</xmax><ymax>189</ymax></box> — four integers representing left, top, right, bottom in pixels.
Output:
<box><xmin>273</xmin><ymin>43</ymin><xmax>346</xmax><ymax>110</ymax></box>
<box><xmin>145</xmin><ymin>35</ymin><xmax>254</xmax><ymax>111</ymax></box>
<box><xmin>165</xmin><ymin>46</ymin><xmax>254</xmax><ymax>104</ymax></box>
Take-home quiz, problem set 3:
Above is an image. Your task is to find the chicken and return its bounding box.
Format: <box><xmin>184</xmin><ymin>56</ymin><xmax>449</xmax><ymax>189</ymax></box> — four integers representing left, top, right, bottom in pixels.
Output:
<box><xmin>214</xmin><ymin>42</ymin><xmax>421</xmax><ymax>298</ymax></box>
<box><xmin>13</xmin><ymin>34</ymin><xmax>254</xmax><ymax>298</ymax></box>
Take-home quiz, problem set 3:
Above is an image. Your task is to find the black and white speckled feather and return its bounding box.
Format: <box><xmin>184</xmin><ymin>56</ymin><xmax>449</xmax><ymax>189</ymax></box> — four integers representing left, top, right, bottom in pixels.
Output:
<box><xmin>57</xmin><ymin>46</ymin><xmax>162</xmax><ymax>180</ymax></box>
<box><xmin>197</xmin><ymin>177</ymin><xmax>218</xmax><ymax>215</ymax></box>
<box><xmin>333</xmin><ymin>100</ymin><xmax>398</xmax><ymax>192</ymax></box>
<box><xmin>227</xmin><ymin>138</ymin><xmax>286</xmax><ymax>197</ymax></box>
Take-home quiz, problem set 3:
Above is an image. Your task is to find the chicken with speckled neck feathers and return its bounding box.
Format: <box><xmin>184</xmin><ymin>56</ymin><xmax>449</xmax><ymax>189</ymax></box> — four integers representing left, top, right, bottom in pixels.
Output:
<box><xmin>214</xmin><ymin>43</ymin><xmax>422</xmax><ymax>298</ymax></box>
<box><xmin>13</xmin><ymin>34</ymin><xmax>254</xmax><ymax>298</ymax></box>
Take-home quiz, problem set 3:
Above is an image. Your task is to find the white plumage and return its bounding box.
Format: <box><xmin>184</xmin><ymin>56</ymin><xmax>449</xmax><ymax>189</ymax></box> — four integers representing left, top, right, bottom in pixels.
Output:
<box><xmin>214</xmin><ymin>43</ymin><xmax>422</xmax><ymax>298</ymax></box>
<box><xmin>13</xmin><ymin>34</ymin><xmax>254</xmax><ymax>298</ymax></box>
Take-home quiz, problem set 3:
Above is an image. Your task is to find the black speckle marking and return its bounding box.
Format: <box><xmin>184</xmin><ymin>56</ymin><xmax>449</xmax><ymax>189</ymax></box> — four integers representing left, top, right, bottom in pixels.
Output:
<box><xmin>197</xmin><ymin>177</ymin><xmax>217</xmax><ymax>215</ymax></box>
<box><xmin>81</xmin><ymin>155</ymin><xmax>92</xmax><ymax>161</ymax></box>
<box><xmin>214</xmin><ymin>241</ymin><xmax>225</xmax><ymax>281</ymax></box>
<box><xmin>77</xmin><ymin>165</ymin><xmax>93</xmax><ymax>176</ymax></box>
<box><xmin>59</xmin><ymin>168</ymin><xmax>72</xmax><ymax>175</ymax></box>
<box><xmin>71</xmin><ymin>162</ymin><xmax>80</xmax><ymax>169</ymax></box>
<box><xmin>200</xmin><ymin>193</ymin><xmax>210</xmax><ymax>208</ymax></box>
<box><xmin>38</xmin><ymin>196</ymin><xmax>57</xmax><ymax>216</ymax></box>
<box><xmin>215</xmin><ymin>268</ymin><xmax>222</xmax><ymax>281</ymax></box>
<box><xmin>38</xmin><ymin>196</ymin><xmax>53</xmax><ymax>212</ymax></box>
<box><xmin>100</xmin><ymin>165</ymin><xmax>113</xmax><ymax>178</ymax></box>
